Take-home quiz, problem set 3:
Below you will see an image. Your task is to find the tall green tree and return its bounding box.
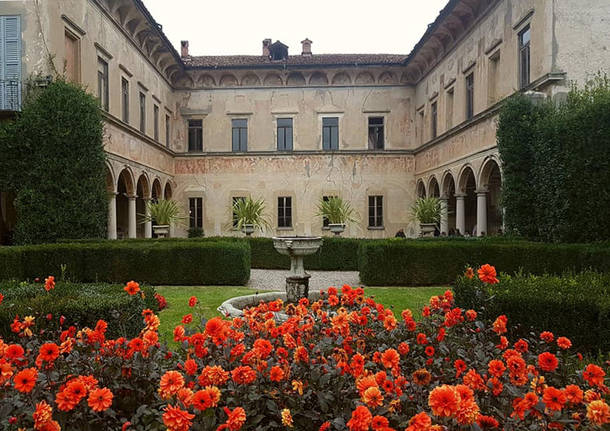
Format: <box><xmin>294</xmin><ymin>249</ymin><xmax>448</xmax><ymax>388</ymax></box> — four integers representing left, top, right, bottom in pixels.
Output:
<box><xmin>0</xmin><ymin>80</ymin><xmax>107</xmax><ymax>244</ymax></box>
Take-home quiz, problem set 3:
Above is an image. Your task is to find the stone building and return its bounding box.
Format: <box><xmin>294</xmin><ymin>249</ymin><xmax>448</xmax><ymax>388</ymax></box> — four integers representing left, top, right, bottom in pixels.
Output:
<box><xmin>0</xmin><ymin>0</ymin><xmax>608</xmax><ymax>242</ymax></box>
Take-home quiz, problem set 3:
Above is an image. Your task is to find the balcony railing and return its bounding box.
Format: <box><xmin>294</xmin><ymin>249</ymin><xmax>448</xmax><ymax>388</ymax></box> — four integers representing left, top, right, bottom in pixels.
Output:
<box><xmin>1</xmin><ymin>79</ymin><xmax>22</xmax><ymax>111</ymax></box>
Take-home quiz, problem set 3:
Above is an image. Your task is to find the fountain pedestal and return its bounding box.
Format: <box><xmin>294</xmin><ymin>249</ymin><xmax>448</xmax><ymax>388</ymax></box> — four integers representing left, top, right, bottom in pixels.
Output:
<box><xmin>272</xmin><ymin>236</ymin><xmax>322</xmax><ymax>303</ymax></box>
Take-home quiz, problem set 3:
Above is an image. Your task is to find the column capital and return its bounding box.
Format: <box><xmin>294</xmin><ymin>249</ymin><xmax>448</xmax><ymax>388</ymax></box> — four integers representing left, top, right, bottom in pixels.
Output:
<box><xmin>439</xmin><ymin>194</ymin><xmax>449</xmax><ymax>201</ymax></box>
<box><xmin>475</xmin><ymin>188</ymin><xmax>488</xmax><ymax>195</ymax></box>
<box><xmin>454</xmin><ymin>193</ymin><xmax>466</xmax><ymax>199</ymax></box>
<box><xmin>127</xmin><ymin>194</ymin><xmax>137</xmax><ymax>201</ymax></box>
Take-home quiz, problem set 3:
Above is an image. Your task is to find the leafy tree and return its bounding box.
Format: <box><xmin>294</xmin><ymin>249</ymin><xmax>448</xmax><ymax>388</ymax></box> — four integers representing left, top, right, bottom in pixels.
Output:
<box><xmin>0</xmin><ymin>80</ymin><xmax>107</xmax><ymax>244</ymax></box>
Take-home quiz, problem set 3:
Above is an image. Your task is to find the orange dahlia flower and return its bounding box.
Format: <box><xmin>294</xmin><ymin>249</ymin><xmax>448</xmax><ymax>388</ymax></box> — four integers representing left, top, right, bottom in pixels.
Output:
<box><xmin>428</xmin><ymin>385</ymin><xmax>460</xmax><ymax>417</ymax></box>
<box><xmin>159</xmin><ymin>370</ymin><xmax>185</xmax><ymax>398</ymax></box>
<box><xmin>281</xmin><ymin>408</ymin><xmax>294</xmax><ymax>427</ymax></box>
<box><xmin>218</xmin><ymin>406</ymin><xmax>246</xmax><ymax>431</ymax></box>
<box><xmin>162</xmin><ymin>404</ymin><xmax>194</xmax><ymax>431</ymax></box>
<box><xmin>14</xmin><ymin>367</ymin><xmax>37</xmax><ymax>393</ymax></box>
<box><xmin>586</xmin><ymin>400</ymin><xmax>610</xmax><ymax>425</ymax></box>
<box><xmin>362</xmin><ymin>386</ymin><xmax>384</xmax><ymax>408</ymax></box>
<box><xmin>543</xmin><ymin>386</ymin><xmax>567</xmax><ymax>411</ymax></box>
<box><xmin>88</xmin><ymin>387</ymin><xmax>113</xmax><ymax>412</ymax></box>
<box><xmin>123</xmin><ymin>280</ymin><xmax>140</xmax><ymax>296</ymax></box>
<box><xmin>381</xmin><ymin>348</ymin><xmax>400</xmax><ymax>369</ymax></box>
<box><xmin>44</xmin><ymin>276</ymin><xmax>55</xmax><ymax>292</ymax></box>
<box><xmin>347</xmin><ymin>405</ymin><xmax>373</xmax><ymax>431</ymax></box>
<box><xmin>538</xmin><ymin>352</ymin><xmax>559</xmax><ymax>372</ymax></box>
<box><xmin>406</xmin><ymin>412</ymin><xmax>432</xmax><ymax>431</ymax></box>
<box><xmin>33</xmin><ymin>400</ymin><xmax>53</xmax><ymax>428</ymax></box>
<box><xmin>477</xmin><ymin>264</ymin><xmax>498</xmax><ymax>284</ymax></box>
<box><xmin>39</xmin><ymin>343</ymin><xmax>60</xmax><ymax>362</ymax></box>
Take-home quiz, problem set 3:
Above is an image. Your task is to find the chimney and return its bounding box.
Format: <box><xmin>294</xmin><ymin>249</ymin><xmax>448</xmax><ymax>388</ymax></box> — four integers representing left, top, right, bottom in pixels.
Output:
<box><xmin>301</xmin><ymin>38</ymin><xmax>312</xmax><ymax>56</ymax></box>
<box><xmin>262</xmin><ymin>38</ymin><xmax>272</xmax><ymax>57</ymax></box>
<box><xmin>180</xmin><ymin>40</ymin><xmax>189</xmax><ymax>58</ymax></box>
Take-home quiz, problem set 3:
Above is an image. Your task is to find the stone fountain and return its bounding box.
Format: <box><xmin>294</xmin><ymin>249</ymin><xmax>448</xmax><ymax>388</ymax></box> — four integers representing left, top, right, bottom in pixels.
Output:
<box><xmin>271</xmin><ymin>236</ymin><xmax>323</xmax><ymax>303</ymax></box>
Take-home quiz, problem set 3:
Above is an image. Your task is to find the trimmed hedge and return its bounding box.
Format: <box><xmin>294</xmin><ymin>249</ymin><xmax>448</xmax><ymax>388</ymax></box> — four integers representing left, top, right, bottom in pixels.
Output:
<box><xmin>454</xmin><ymin>271</ymin><xmax>610</xmax><ymax>352</ymax></box>
<box><xmin>358</xmin><ymin>238</ymin><xmax>610</xmax><ymax>286</ymax></box>
<box><xmin>0</xmin><ymin>240</ymin><xmax>250</xmax><ymax>285</ymax></box>
<box><xmin>0</xmin><ymin>280</ymin><xmax>157</xmax><ymax>340</ymax></box>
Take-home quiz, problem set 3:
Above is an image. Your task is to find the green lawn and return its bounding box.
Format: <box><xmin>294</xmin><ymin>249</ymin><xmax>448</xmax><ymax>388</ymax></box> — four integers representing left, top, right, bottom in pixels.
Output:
<box><xmin>155</xmin><ymin>286</ymin><xmax>447</xmax><ymax>342</ymax></box>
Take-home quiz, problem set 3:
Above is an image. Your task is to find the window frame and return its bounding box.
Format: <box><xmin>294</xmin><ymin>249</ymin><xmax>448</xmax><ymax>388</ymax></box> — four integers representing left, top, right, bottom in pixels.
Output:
<box><xmin>165</xmin><ymin>113</ymin><xmax>171</xmax><ymax>148</ymax></box>
<box><xmin>97</xmin><ymin>57</ymin><xmax>109</xmax><ymax>111</ymax></box>
<box><xmin>276</xmin><ymin>117</ymin><xmax>293</xmax><ymax>151</ymax></box>
<box><xmin>153</xmin><ymin>104</ymin><xmax>159</xmax><ymax>141</ymax></box>
<box><xmin>430</xmin><ymin>101</ymin><xmax>438</xmax><ymax>139</ymax></box>
<box><xmin>231</xmin><ymin>118</ymin><xmax>248</xmax><ymax>152</ymax></box>
<box><xmin>121</xmin><ymin>77</ymin><xmax>129</xmax><ymax>123</ymax></box>
<box><xmin>187</xmin><ymin>119</ymin><xmax>203</xmax><ymax>152</ymax></box>
<box><xmin>518</xmin><ymin>24</ymin><xmax>531</xmax><ymax>89</ymax></box>
<box><xmin>277</xmin><ymin>196</ymin><xmax>292</xmax><ymax>228</ymax></box>
<box><xmin>322</xmin><ymin>117</ymin><xmax>339</xmax><ymax>150</ymax></box>
<box><xmin>368</xmin><ymin>195</ymin><xmax>384</xmax><ymax>229</ymax></box>
<box><xmin>465</xmin><ymin>73</ymin><xmax>474</xmax><ymax>120</ymax></box>
<box><xmin>189</xmin><ymin>197</ymin><xmax>203</xmax><ymax>229</ymax></box>
<box><xmin>64</xmin><ymin>29</ymin><xmax>81</xmax><ymax>83</ymax></box>
<box><xmin>367</xmin><ymin>116</ymin><xmax>385</xmax><ymax>150</ymax></box>
<box><xmin>138</xmin><ymin>91</ymin><xmax>146</xmax><ymax>133</ymax></box>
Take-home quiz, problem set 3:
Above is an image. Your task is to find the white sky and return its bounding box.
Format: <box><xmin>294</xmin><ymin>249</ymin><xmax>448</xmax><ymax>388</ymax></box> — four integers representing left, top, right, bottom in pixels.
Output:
<box><xmin>141</xmin><ymin>0</ymin><xmax>450</xmax><ymax>56</ymax></box>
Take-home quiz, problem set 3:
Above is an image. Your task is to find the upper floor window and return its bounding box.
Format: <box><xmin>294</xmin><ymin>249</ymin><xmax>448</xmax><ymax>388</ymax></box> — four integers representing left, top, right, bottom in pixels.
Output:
<box><xmin>121</xmin><ymin>78</ymin><xmax>129</xmax><ymax>123</ymax></box>
<box><xmin>277</xmin><ymin>118</ymin><xmax>293</xmax><ymax>151</ymax></box>
<box><xmin>446</xmin><ymin>88</ymin><xmax>454</xmax><ymax>130</ymax></box>
<box><xmin>138</xmin><ymin>92</ymin><xmax>146</xmax><ymax>133</ymax></box>
<box><xmin>277</xmin><ymin>196</ymin><xmax>292</xmax><ymax>228</ymax></box>
<box><xmin>0</xmin><ymin>15</ymin><xmax>22</xmax><ymax>111</ymax></box>
<box><xmin>97</xmin><ymin>57</ymin><xmax>109</xmax><ymax>111</ymax></box>
<box><xmin>64</xmin><ymin>30</ymin><xmax>80</xmax><ymax>83</ymax></box>
<box><xmin>519</xmin><ymin>25</ymin><xmax>531</xmax><ymax>89</ymax></box>
<box><xmin>465</xmin><ymin>73</ymin><xmax>474</xmax><ymax>120</ymax></box>
<box><xmin>153</xmin><ymin>104</ymin><xmax>159</xmax><ymax>141</ymax></box>
<box><xmin>322</xmin><ymin>117</ymin><xmax>339</xmax><ymax>150</ymax></box>
<box><xmin>188</xmin><ymin>119</ymin><xmax>202</xmax><ymax>152</ymax></box>
<box><xmin>368</xmin><ymin>195</ymin><xmax>383</xmax><ymax>228</ymax></box>
<box><xmin>488</xmin><ymin>51</ymin><xmax>500</xmax><ymax>105</ymax></box>
<box><xmin>431</xmin><ymin>101</ymin><xmax>438</xmax><ymax>139</ymax></box>
<box><xmin>232</xmin><ymin>119</ymin><xmax>248</xmax><ymax>152</ymax></box>
<box><xmin>189</xmin><ymin>197</ymin><xmax>203</xmax><ymax>229</ymax></box>
<box><xmin>165</xmin><ymin>114</ymin><xmax>171</xmax><ymax>148</ymax></box>
<box><xmin>368</xmin><ymin>117</ymin><xmax>384</xmax><ymax>150</ymax></box>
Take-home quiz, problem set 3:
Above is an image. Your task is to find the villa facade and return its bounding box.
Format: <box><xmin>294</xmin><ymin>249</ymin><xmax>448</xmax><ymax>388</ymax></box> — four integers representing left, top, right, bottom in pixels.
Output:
<box><xmin>0</xmin><ymin>0</ymin><xmax>608</xmax><ymax>241</ymax></box>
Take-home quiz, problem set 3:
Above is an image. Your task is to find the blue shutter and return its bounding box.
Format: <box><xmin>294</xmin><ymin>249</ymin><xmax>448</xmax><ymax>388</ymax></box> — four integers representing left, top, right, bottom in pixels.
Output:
<box><xmin>0</xmin><ymin>16</ymin><xmax>21</xmax><ymax>110</ymax></box>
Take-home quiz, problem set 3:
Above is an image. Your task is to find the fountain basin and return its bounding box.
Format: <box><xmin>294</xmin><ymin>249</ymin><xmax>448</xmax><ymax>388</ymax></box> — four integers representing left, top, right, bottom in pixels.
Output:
<box><xmin>272</xmin><ymin>236</ymin><xmax>322</xmax><ymax>277</ymax></box>
<box><xmin>218</xmin><ymin>291</ymin><xmax>324</xmax><ymax>320</ymax></box>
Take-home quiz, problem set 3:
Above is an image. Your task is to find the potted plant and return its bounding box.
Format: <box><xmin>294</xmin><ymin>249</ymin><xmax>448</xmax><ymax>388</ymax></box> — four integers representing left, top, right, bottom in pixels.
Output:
<box><xmin>411</xmin><ymin>197</ymin><xmax>441</xmax><ymax>237</ymax></box>
<box><xmin>232</xmin><ymin>197</ymin><xmax>270</xmax><ymax>236</ymax></box>
<box><xmin>140</xmin><ymin>199</ymin><xmax>185</xmax><ymax>238</ymax></box>
<box><xmin>316</xmin><ymin>196</ymin><xmax>357</xmax><ymax>236</ymax></box>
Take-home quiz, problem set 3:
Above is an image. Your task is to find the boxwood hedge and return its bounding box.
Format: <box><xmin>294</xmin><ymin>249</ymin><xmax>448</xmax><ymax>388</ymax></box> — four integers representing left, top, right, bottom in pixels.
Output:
<box><xmin>358</xmin><ymin>238</ymin><xmax>610</xmax><ymax>286</ymax></box>
<box><xmin>0</xmin><ymin>239</ymin><xmax>250</xmax><ymax>285</ymax></box>
<box><xmin>454</xmin><ymin>271</ymin><xmax>610</xmax><ymax>352</ymax></box>
<box><xmin>0</xmin><ymin>280</ymin><xmax>157</xmax><ymax>340</ymax></box>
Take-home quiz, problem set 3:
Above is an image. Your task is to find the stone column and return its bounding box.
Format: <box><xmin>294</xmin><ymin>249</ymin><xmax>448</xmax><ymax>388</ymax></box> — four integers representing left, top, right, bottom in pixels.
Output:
<box><xmin>439</xmin><ymin>196</ymin><xmax>449</xmax><ymax>235</ymax></box>
<box><xmin>455</xmin><ymin>193</ymin><xmax>466</xmax><ymax>236</ymax></box>
<box><xmin>476</xmin><ymin>189</ymin><xmax>488</xmax><ymax>237</ymax></box>
<box><xmin>128</xmin><ymin>195</ymin><xmax>137</xmax><ymax>239</ymax></box>
<box><xmin>107</xmin><ymin>192</ymin><xmax>117</xmax><ymax>240</ymax></box>
<box><xmin>144</xmin><ymin>199</ymin><xmax>152</xmax><ymax>239</ymax></box>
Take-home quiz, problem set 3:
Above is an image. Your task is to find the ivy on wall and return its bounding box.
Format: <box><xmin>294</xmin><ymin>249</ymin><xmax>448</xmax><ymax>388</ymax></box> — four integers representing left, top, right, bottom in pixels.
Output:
<box><xmin>0</xmin><ymin>80</ymin><xmax>107</xmax><ymax>244</ymax></box>
<box><xmin>497</xmin><ymin>75</ymin><xmax>610</xmax><ymax>243</ymax></box>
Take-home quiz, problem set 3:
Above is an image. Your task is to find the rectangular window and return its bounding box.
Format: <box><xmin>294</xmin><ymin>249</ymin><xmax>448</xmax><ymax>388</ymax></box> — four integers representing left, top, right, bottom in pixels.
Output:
<box><xmin>188</xmin><ymin>119</ymin><xmax>203</xmax><ymax>152</ymax></box>
<box><xmin>153</xmin><ymin>104</ymin><xmax>159</xmax><ymax>141</ymax></box>
<box><xmin>519</xmin><ymin>25</ymin><xmax>531</xmax><ymax>89</ymax></box>
<box><xmin>368</xmin><ymin>195</ymin><xmax>383</xmax><ymax>228</ymax></box>
<box><xmin>64</xmin><ymin>30</ymin><xmax>80</xmax><ymax>83</ymax></box>
<box><xmin>446</xmin><ymin>88</ymin><xmax>454</xmax><ymax>130</ymax></box>
<box><xmin>465</xmin><ymin>73</ymin><xmax>474</xmax><ymax>120</ymax></box>
<box><xmin>139</xmin><ymin>92</ymin><xmax>146</xmax><ymax>133</ymax></box>
<box><xmin>97</xmin><ymin>57</ymin><xmax>109</xmax><ymax>111</ymax></box>
<box><xmin>431</xmin><ymin>101</ymin><xmax>438</xmax><ymax>139</ymax></box>
<box><xmin>165</xmin><ymin>114</ymin><xmax>171</xmax><ymax>148</ymax></box>
<box><xmin>488</xmin><ymin>52</ymin><xmax>500</xmax><ymax>104</ymax></box>
<box><xmin>189</xmin><ymin>197</ymin><xmax>203</xmax><ymax>229</ymax></box>
<box><xmin>277</xmin><ymin>196</ymin><xmax>292</xmax><ymax>228</ymax></box>
<box><xmin>232</xmin><ymin>196</ymin><xmax>245</xmax><ymax>228</ymax></box>
<box><xmin>0</xmin><ymin>15</ymin><xmax>22</xmax><ymax>111</ymax></box>
<box><xmin>232</xmin><ymin>119</ymin><xmax>248</xmax><ymax>152</ymax></box>
<box><xmin>417</xmin><ymin>110</ymin><xmax>424</xmax><ymax>145</ymax></box>
<box><xmin>322</xmin><ymin>117</ymin><xmax>339</xmax><ymax>150</ymax></box>
<box><xmin>276</xmin><ymin>118</ymin><xmax>293</xmax><ymax>151</ymax></box>
<box><xmin>368</xmin><ymin>117</ymin><xmax>384</xmax><ymax>150</ymax></box>
<box><xmin>121</xmin><ymin>78</ymin><xmax>129</xmax><ymax>123</ymax></box>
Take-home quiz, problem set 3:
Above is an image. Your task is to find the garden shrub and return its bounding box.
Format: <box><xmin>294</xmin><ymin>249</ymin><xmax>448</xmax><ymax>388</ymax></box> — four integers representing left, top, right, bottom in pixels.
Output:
<box><xmin>0</xmin><ymin>281</ymin><xmax>608</xmax><ymax>430</ymax></box>
<box><xmin>497</xmin><ymin>76</ymin><xmax>610</xmax><ymax>242</ymax></box>
<box><xmin>454</xmin><ymin>269</ymin><xmax>610</xmax><ymax>352</ymax></box>
<box><xmin>0</xmin><ymin>80</ymin><xmax>107</xmax><ymax>244</ymax></box>
<box><xmin>0</xmin><ymin>240</ymin><xmax>250</xmax><ymax>285</ymax></box>
<box><xmin>358</xmin><ymin>238</ymin><xmax>610</xmax><ymax>285</ymax></box>
<box><xmin>0</xmin><ymin>280</ymin><xmax>157</xmax><ymax>340</ymax></box>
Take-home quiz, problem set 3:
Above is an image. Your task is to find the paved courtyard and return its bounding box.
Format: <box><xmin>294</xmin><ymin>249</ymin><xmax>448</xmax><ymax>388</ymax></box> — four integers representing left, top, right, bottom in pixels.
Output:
<box><xmin>248</xmin><ymin>269</ymin><xmax>361</xmax><ymax>291</ymax></box>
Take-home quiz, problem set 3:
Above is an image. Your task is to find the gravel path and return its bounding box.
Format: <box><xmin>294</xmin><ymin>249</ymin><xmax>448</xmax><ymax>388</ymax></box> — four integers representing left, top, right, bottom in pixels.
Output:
<box><xmin>248</xmin><ymin>269</ymin><xmax>362</xmax><ymax>291</ymax></box>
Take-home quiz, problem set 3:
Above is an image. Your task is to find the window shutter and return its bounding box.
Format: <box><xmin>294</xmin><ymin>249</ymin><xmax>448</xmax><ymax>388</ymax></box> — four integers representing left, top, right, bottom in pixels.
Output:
<box><xmin>1</xmin><ymin>16</ymin><xmax>21</xmax><ymax>110</ymax></box>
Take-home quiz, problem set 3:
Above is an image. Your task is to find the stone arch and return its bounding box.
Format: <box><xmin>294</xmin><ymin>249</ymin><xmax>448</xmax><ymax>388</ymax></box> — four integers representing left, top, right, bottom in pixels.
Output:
<box><xmin>136</xmin><ymin>174</ymin><xmax>151</xmax><ymax>238</ymax></box>
<box><xmin>441</xmin><ymin>170</ymin><xmax>457</xmax><ymax>235</ymax></box>
<box><xmin>105</xmin><ymin>162</ymin><xmax>116</xmax><ymax>193</ymax></box>
<box><xmin>198</xmin><ymin>74</ymin><xmax>216</xmax><ymax>87</ymax></box>
<box><xmin>378</xmin><ymin>71</ymin><xmax>397</xmax><ymax>84</ymax></box>
<box><xmin>416</xmin><ymin>179</ymin><xmax>427</xmax><ymax>198</ymax></box>
<box><xmin>286</xmin><ymin>72</ymin><xmax>306</xmax><ymax>86</ymax></box>
<box><xmin>457</xmin><ymin>164</ymin><xmax>477</xmax><ymax>193</ymax></box>
<box><xmin>241</xmin><ymin>73</ymin><xmax>260</xmax><ymax>86</ymax></box>
<box><xmin>175</xmin><ymin>73</ymin><xmax>194</xmax><ymax>88</ymax></box>
<box><xmin>355</xmin><ymin>72</ymin><xmax>375</xmax><ymax>84</ymax></box>
<box><xmin>331</xmin><ymin>72</ymin><xmax>351</xmax><ymax>85</ymax></box>
<box><xmin>263</xmin><ymin>73</ymin><xmax>283</xmax><ymax>86</ymax></box>
<box><xmin>151</xmin><ymin>178</ymin><xmax>162</xmax><ymax>201</ymax></box>
<box><xmin>457</xmin><ymin>165</ymin><xmax>477</xmax><ymax>236</ymax></box>
<box><xmin>164</xmin><ymin>181</ymin><xmax>173</xmax><ymax>200</ymax></box>
<box><xmin>478</xmin><ymin>157</ymin><xmax>503</xmax><ymax>235</ymax></box>
<box><xmin>399</xmin><ymin>72</ymin><xmax>411</xmax><ymax>84</ymax></box>
<box><xmin>428</xmin><ymin>176</ymin><xmax>440</xmax><ymax>197</ymax></box>
<box><xmin>309</xmin><ymin>71</ymin><xmax>329</xmax><ymax>86</ymax></box>
<box><xmin>219</xmin><ymin>74</ymin><xmax>238</xmax><ymax>87</ymax></box>
<box><xmin>116</xmin><ymin>168</ymin><xmax>135</xmax><ymax>238</ymax></box>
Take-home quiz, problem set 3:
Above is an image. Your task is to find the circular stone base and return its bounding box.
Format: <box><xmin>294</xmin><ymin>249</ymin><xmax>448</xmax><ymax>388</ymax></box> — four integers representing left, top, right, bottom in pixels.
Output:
<box><xmin>217</xmin><ymin>291</ymin><xmax>323</xmax><ymax>321</ymax></box>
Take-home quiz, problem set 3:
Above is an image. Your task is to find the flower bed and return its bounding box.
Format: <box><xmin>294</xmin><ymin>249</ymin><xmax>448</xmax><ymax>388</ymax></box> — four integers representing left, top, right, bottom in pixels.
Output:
<box><xmin>0</xmin><ymin>269</ymin><xmax>609</xmax><ymax>430</ymax></box>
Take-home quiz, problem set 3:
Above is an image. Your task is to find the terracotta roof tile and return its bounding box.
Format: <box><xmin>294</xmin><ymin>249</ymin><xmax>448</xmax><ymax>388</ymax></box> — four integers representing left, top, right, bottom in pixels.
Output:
<box><xmin>184</xmin><ymin>53</ymin><xmax>408</xmax><ymax>68</ymax></box>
